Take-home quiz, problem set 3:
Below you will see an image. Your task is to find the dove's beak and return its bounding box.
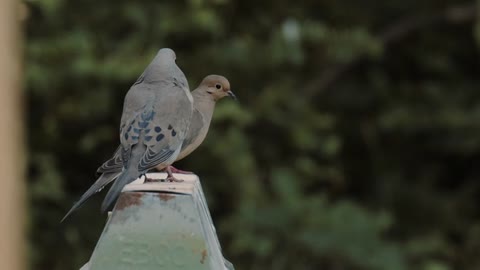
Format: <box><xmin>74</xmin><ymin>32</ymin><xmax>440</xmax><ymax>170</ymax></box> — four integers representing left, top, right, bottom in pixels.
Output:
<box><xmin>227</xmin><ymin>90</ymin><xmax>237</xmax><ymax>100</ymax></box>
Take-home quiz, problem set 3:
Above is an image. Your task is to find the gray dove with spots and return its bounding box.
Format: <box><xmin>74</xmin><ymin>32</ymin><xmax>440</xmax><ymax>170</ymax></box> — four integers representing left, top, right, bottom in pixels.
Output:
<box><xmin>62</xmin><ymin>48</ymin><xmax>193</xmax><ymax>220</ymax></box>
<box><xmin>102</xmin><ymin>48</ymin><xmax>193</xmax><ymax>212</ymax></box>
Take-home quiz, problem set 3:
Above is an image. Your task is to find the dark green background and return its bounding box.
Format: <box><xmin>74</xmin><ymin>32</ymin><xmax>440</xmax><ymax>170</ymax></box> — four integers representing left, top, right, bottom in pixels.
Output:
<box><xmin>26</xmin><ymin>1</ymin><xmax>480</xmax><ymax>269</ymax></box>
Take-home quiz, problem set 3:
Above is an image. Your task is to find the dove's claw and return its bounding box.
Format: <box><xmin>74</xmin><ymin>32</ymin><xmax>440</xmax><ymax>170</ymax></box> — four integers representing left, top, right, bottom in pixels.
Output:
<box><xmin>142</xmin><ymin>174</ymin><xmax>158</xmax><ymax>183</ymax></box>
<box><xmin>144</xmin><ymin>177</ymin><xmax>160</xmax><ymax>183</ymax></box>
<box><xmin>164</xmin><ymin>166</ymin><xmax>184</xmax><ymax>182</ymax></box>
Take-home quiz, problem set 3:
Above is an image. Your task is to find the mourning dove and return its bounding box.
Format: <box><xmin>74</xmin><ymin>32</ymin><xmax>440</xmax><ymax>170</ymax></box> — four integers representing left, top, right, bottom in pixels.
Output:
<box><xmin>102</xmin><ymin>47</ymin><xmax>194</xmax><ymax>211</ymax></box>
<box><xmin>62</xmin><ymin>48</ymin><xmax>193</xmax><ymax>220</ymax></box>
<box><xmin>62</xmin><ymin>74</ymin><xmax>234</xmax><ymax>220</ymax></box>
<box><xmin>173</xmin><ymin>75</ymin><xmax>235</xmax><ymax>162</ymax></box>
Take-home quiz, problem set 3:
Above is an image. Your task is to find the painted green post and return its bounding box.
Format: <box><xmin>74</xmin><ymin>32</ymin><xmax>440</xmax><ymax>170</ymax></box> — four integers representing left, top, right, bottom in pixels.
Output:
<box><xmin>81</xmin><ymin>173</ymin><xmax>234</xmax><ymax>270</ymax></box>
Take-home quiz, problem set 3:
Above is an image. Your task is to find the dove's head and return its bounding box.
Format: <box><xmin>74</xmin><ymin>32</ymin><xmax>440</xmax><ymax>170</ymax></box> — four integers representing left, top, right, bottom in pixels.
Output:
<box><xmin>156</xmin><ymin>48</ymin><xmax>176</xmax><ymax>61</ymax></box>
<box><xmin>199</xmin><ymin>75</ymin><xmax>236</xmax><ymax>102</ymax></box>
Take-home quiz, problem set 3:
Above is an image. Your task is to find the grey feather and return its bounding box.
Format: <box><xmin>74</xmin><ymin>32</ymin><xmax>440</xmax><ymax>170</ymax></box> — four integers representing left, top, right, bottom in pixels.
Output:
<box><xmin>101</xmin><ymin>140</ymin><xmax>146</xmax><ymax>212</ymax></box>
<box><xmin>181</xmin><ymin>110</ymin><xmax>204</xmax><ymax>150</ymax></box>
<box><xmin>96</xmin><ymin>146</ymin><xmax>123</xmax><ymax>175</ymax></box>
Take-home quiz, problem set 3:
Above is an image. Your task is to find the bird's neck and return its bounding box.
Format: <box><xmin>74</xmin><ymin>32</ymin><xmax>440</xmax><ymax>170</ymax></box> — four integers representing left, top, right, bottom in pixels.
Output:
<box><xmin>192</xmin><ymin>89</ymin><xmax>216</xmax><ymax>122</ymax></box>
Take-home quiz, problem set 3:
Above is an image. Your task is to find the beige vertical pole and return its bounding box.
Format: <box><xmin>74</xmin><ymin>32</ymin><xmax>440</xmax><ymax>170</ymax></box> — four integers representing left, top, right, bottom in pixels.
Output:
<box><xmin>0</xmin><ymin>0</ymin><xmax>25</xmax><ymax>270</ymax></box>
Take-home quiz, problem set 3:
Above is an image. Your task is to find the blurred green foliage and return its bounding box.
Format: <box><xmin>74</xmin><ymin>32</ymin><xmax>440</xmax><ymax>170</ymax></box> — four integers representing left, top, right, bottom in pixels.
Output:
<box><xmin>26</xmin><ymin>0</ymin><xmax>480</xmax><ymax>269</ymax></box>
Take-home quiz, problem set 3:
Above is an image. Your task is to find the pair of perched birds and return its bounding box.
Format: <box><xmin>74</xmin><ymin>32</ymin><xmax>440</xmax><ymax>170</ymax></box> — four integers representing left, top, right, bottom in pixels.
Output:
<box><xmin>62</xmin><ymin>48</ymin><xmax>235</xmax><ymax>221</ymax></box>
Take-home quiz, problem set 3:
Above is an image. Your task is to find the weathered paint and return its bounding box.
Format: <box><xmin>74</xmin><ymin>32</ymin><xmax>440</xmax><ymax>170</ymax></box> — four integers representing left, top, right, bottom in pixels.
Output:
<box><xmin>84</xmin><ymin>173</ymin><xmax>234</xmax><ymax>270</ymax></box>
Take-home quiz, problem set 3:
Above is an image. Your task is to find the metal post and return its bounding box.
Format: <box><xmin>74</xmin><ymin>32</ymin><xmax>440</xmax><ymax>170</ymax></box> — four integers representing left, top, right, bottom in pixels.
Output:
<box><xmin>82</xmin><ymin>173</ymin><xmax>234</xmax><ymax>270</ymax></box>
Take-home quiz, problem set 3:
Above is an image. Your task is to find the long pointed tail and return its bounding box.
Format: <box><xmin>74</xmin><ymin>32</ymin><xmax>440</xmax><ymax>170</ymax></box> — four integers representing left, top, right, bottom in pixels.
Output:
<box><xmin>61</xmin><ymin>172</ymin><xmax>121</xmax><ymax>222</ymax></box>
<box><xmin>101</xmin><ymin>169</ymin><xmax>138</xmax><ymax>212</ymax></box>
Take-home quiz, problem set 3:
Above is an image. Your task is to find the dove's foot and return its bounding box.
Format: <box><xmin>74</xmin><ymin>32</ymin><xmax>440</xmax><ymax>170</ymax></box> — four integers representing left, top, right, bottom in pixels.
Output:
<box><xmin>164</xmin><ymin>166</ymin><xmax>185</xmax><ymax>182</ymax></box>
<box><xmin>144</xmin><ymin>177</ymin><xmax>161</xmax><ymax>183</ymax></box>
<box><xmin>144</xmin><ymin>176</ymin><xmax>183</xmax><ymax>183</ymax></box>
<box><xmin>167</xmin><ymin>165</ymin><xmax>193</xmax><ymax>174</ymax></box>
<box><xmin>143</xmin><ymin>174</ymin><xmax>160</xmax><ymax>183</ymax></box>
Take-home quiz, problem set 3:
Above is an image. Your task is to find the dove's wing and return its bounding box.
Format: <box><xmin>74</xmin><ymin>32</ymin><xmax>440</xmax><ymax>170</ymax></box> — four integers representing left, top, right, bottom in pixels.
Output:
<box><xmin>120</xmin><ymin>81</ymin><xmax>193</xmax><ymax>171</ymax></box>
<box><xmin>176</xmin><ymin>108</ymin><xmax>206</xmax><ymax>161</ymax></box>
<box><xmin>101</xmin><ymin>81</ymin><xmax>192</xmax><ymax>212</ymax></box>
<box><xmin>182</xmin><ymin>109</ymin><xmax>204</xmax><ymax>150</ymax></box>
<box><xmin>96</xmin><ymin>146</ymin><xmax>123</xmax><ymax>175</ymax></box>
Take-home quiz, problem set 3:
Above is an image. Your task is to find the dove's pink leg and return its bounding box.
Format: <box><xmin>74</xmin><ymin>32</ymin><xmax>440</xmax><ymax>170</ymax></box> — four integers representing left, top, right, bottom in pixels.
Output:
<box><xmin>166</xmin><ymin>166</ymin><xmax>184</xmax><ymax>182</ymax></box>
<box><xmin>167</xmin><ymin>165</ymin><xmax>193</xmax><ymax>174</ymax></box>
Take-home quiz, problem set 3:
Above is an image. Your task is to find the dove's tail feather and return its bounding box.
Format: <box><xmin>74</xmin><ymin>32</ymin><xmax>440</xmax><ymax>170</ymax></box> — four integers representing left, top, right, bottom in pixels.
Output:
<box><xmin>101</xmin><ymin>169</ymin><xmax>138</xmax><ymax>212</ymax></box>
<box><xmin>61</xmin><ymin>172</ymin><xmax>121</xmax><ymax>222</ymax></box>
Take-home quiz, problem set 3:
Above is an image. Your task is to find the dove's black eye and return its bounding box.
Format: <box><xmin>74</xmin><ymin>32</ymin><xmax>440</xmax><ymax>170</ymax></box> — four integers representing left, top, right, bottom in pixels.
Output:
<box><xmin>215</xmin><ymin>84</ymin><xmax>222</xmax><ymax>89</ymax></box>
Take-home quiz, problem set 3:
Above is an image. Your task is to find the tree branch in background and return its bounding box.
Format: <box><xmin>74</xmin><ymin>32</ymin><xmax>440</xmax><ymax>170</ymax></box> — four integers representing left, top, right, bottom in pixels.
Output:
<box><xmin>304</xmin><ymin>2</ymin><xmax>478</xmax><ymax>97</ymax></box>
